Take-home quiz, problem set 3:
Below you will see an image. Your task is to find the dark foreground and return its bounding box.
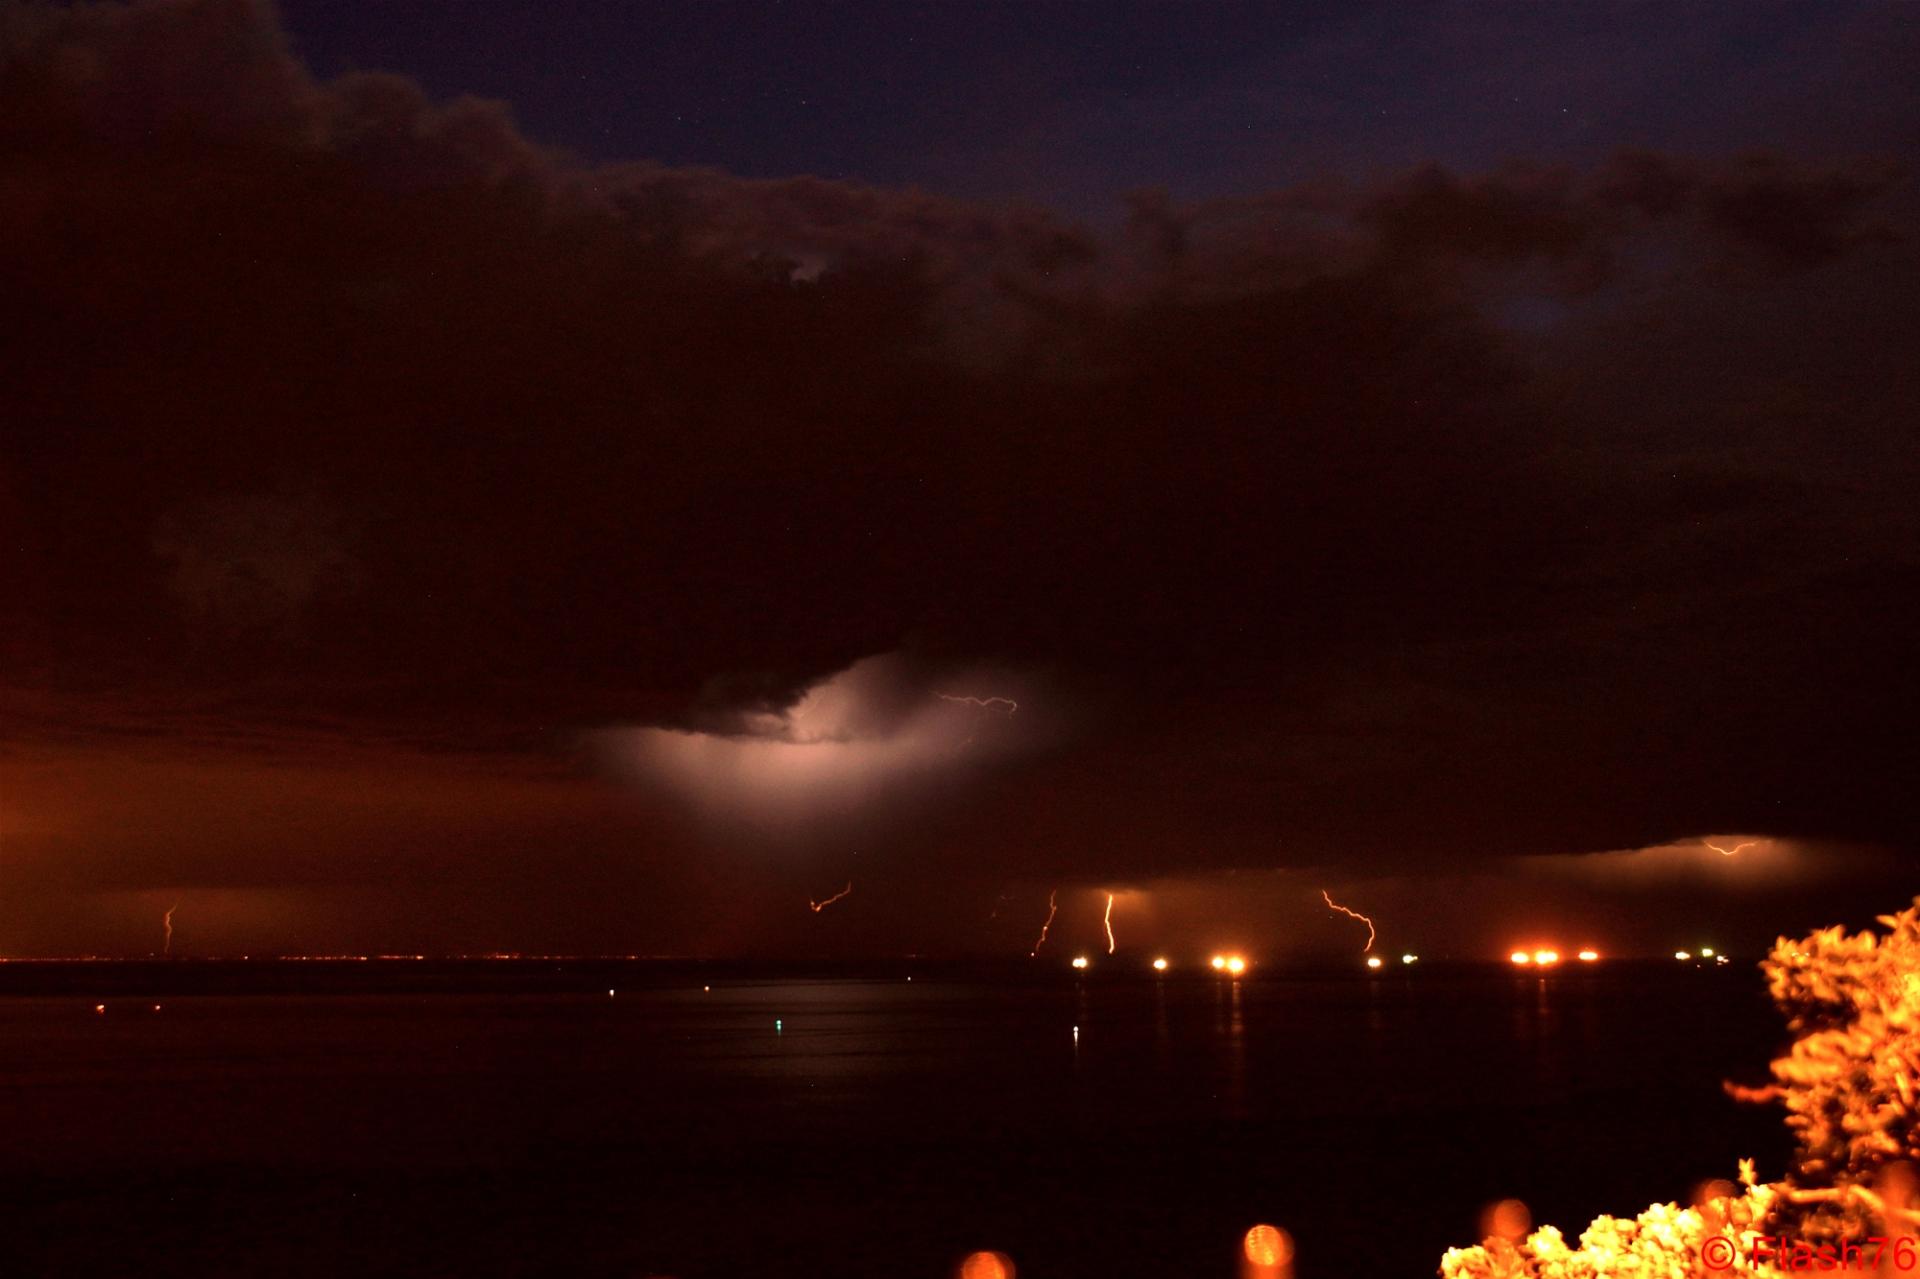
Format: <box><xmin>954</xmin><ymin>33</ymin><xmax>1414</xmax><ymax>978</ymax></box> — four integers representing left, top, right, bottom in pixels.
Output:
<box><xmin>0</xmin><ymin>961</ymin><xmax>1788</xmax><ymax>1277</ymax></box>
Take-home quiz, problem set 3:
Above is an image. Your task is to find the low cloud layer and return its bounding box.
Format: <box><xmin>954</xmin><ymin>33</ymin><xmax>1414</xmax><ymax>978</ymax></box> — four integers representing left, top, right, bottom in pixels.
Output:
<box><xmin>1</xmin><ymin>0</ymin><xmax>1915</xmax><ymax>954</ymax></box>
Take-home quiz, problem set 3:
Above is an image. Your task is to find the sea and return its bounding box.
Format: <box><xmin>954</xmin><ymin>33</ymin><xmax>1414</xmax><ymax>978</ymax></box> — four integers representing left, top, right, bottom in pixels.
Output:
<box><xmin>0</xmin><ymin>960</ymin><xmax>1790</xmax><ymax>1277</ymax></box>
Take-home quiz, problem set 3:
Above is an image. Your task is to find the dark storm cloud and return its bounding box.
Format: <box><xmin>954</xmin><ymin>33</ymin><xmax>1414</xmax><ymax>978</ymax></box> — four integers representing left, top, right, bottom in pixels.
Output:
<box><xmin>1</xmin><ymin>0</ymin><xmax>1915</xmax><ymax>954</ymax></box>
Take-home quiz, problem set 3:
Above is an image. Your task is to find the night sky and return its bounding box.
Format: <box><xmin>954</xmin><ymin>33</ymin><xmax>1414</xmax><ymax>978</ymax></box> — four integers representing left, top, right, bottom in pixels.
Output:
<box><xmin>2</xmin><ymin>0</ymin><xmax>1916</xmax><ymax>960</ymax></box>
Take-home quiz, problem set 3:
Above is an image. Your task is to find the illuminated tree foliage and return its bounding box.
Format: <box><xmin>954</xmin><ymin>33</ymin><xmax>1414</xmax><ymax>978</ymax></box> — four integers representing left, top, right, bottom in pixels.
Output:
<box><xmin>1439</xmin><ymin>899</ymin><xmax>1920</xmax><ymax>1278</ymax></box>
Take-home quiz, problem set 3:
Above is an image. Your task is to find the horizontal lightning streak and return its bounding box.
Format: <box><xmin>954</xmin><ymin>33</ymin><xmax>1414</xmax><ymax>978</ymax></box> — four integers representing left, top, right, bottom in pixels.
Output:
<box><xmin>808</xmin><ymin>882</ymin><xmax>853</xmax><ymax>913</ymax></box>
<box><xmin>934</xmin><ymin>693</ymin><xmax>1018</xmax><ymax>714</ymax></box>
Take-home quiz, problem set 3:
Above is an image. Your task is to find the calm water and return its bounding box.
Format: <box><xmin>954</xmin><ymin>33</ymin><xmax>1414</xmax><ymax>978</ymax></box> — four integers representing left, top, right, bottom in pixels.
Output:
<box><xmin>0</xmin><ymin>962</ymin><xmax>1788</xmax><ymax>1277</ymax></box>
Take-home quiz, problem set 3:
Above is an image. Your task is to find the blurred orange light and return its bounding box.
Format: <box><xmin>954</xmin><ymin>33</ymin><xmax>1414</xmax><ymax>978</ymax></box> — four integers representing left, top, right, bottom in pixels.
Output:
<box><xmin>1070</xmin><ymin>956</ymin><xmax>1089</xmax><ymax>970</ymax></box>
<box><xmin>1225</xmin><ymin>956</ymin><xmax>1247</xmax><ymax>975</ymax></box>
<box><xmin>959</xmin><ymin>1250</ymin><xmax>1013</xmax><ymax>1279</ymax></box>
<box><xmin>1693</xmin><ymin>1177</ymin><xmax>1738</xmax><ymax>1207</ymax></box>
<box><xmin>1210</xmin><ymin>955</ymin><xmax>1227</xmax><ymax>970</ymax></box>
<box><xmin>1577</xmin><ymin>949</ymin><xmax>1599</xmax><ymax>962</ymax></box>
<box><xmin>1365</xmin><ymin>956</ymin><xmax>1383</xmax><ymax>970</ymax></box>
<box><xmin>1532</xmin><ymin>949</ymin><xmax>1559</xmax><ymax>965</ymax></box>
<box><xmin>1481</xmin><ymin>1198</ymin><xmax>1532</xmax><ymax>1242</ymax></box>
<box><xmin>1152</xmin><ymin>957</ymin><xmax>1169</xmax><ymax>971</ymax></box>
<box><xmin>1510</xmin><ymin>951</ymin><xmax>1531</xmax><ymax>965</ymax></box>
<box><xmin>1243</xmin><ymin>1224</ymin><xmax>1292</xmax><ymax>1268</ymax></box>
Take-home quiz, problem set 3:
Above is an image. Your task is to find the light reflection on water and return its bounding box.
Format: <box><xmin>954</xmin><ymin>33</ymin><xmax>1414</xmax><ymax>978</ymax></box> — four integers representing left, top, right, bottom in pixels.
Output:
<box><xmin>0</xmin><ymin>966</ymin><xmax>1770</xmax><ymax>1171</ymax></box>
<box><xmin>0</xmin><ymin>965</ymin><xmax>1788</xmax><ymax>1279</ymax></box>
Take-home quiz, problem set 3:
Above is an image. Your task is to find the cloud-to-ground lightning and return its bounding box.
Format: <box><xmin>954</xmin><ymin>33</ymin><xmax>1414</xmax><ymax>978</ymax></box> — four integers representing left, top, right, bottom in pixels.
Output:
<box><xmin>1706</xmin><ymin>840</ymin><xmax>1757</xmax><ymax>857</ymax></box>
<box><xmin>162</xmin><ymin>902</ymin><xmax>179</xmax><ymax>956</ymax></box>
<box><xmin>1103</xmin><ymin>892</ymin><xmax>1116</xmax><ymax>954</ymax></box>
<box><xmin>1321</xmin><ymin>889</ymin><xmax>1376</xmax><ymax>952</ymax></box>
<box><xmin>808</xmin><ymin>881</ymin><xmax>853</xmax><ymax>913</ymax></box>
<box><xmin>1030</xmin><ymin>889</ymin><xmax>1058</xmax><ymax>956</ymax></box>
<box><xmin>934</xmin><ymin>693</ymin><xmax>1018</xmax><ymax>714</ymax></box>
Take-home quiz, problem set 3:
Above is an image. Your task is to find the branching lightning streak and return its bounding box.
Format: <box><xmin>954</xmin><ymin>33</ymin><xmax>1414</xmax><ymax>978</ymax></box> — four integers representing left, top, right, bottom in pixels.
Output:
<box><xmin>1030</xmin><ymin>890</ymin><xmax>1058</xmax><ymax>956</ymax></box>
<box><xmin>1321</xmin><ymin>889</ymin><xmax>1376</xmax><ymax>952</ymax></box>
<box><xmin>1103</xmin><ymin>892</ymin><xmax>1116</xmax><ymax>954</ymax></box>
<box><xmin>808</xmin><ymin>882</ymin><xmax>853</xmax><ymax>913</ymax></box>
<box><xmin>934</xmin><ymin>693</ymin><xmax>1018</xmax><ymax>714</ymax></box>
<box><xmin>163</xmin><ymin>903</ymin><xmax>179</xmax><ymax>956</ymax></box>
<box><xmin>1706</xmin><ymin>841</ymin><xmax>1757</xmax><ymax>857</ymax></box>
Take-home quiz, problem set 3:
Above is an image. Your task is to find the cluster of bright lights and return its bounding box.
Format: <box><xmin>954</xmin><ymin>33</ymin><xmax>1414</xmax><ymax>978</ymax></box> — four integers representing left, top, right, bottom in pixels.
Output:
<box><xmin>1509</xmin><ymin>947</ymin><xmax>1604</xmax><ymax>966</ymax></box>
<box><xmin>1062</xmin><ymin>954</ymin><xmax>1250</xmax><ymax>973</ymax></box>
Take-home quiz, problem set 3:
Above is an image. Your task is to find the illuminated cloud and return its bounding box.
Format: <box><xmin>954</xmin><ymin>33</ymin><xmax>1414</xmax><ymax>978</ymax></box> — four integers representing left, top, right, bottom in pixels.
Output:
<box><xmin>0</xmin><ymin>0</ymin><xmax>1914</xmax><ymax>957</ymax></box>
<box><xmin>598</xmin><ymin>653</ymin><xmax>1054</xmax><ymax>838</ymax></box>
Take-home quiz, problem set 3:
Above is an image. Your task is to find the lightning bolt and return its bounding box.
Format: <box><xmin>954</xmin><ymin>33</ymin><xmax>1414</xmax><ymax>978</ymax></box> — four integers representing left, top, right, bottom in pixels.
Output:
<box><xmin>808</xmin><ymin>881</ymin><xmax>853</xmax><ymax>913</ymax></box>
<box><xmin>162</xmin><ymin>902</ymin><xmax>179</xmax><ymax>956</ymax></box>
<box><xmin>1321</xmin><ymin>889</ymin><xmax>1376</xmax><ymax>952</ymax></box>
<box><xmin>1706</xmin><ymin>840</ymin><xmax>1757</xmax><ymax>857</ymax></box>
<box><xmin>1103</xmin><ymin>892</ymin><xmax>1116</xmax><ymax>954</ymax></box>
<box><xmin>1030</xmin><ymin>889</ymin><xmax>1058</xmax><ymax>956</ymax></box>
<box><xmin>934</xmin><ymin>693</ymin><xmax>1018</xmax><ymax>714</ymax></box>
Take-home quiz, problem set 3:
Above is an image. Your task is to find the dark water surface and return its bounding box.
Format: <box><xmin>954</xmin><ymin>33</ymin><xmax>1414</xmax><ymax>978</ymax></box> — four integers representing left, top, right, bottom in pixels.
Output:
<box><xmin>0</xmin><ymin>962</ymin><xmax>1790</xmax><ymax>1277</ymax></box>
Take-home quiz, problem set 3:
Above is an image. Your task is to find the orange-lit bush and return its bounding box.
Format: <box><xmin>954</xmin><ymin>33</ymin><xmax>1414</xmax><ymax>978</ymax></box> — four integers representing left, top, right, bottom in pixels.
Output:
<box><xmin>1440</xmin><ymin>899</ymin><xmax>1920</xmax><ymax>1278</ymax></box>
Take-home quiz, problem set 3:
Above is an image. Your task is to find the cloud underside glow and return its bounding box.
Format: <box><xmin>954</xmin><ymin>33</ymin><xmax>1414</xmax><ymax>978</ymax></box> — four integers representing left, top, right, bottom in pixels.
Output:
<box><xmin>602</xmin><ymin>653</ymin><xmax>1039</xmax><ymax>831</ymax></box>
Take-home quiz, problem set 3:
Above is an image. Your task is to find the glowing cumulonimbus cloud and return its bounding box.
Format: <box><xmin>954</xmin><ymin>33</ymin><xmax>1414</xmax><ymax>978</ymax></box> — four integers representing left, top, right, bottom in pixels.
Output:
<box><xmin>598</xmin><ymin>653</ymin><xmax>1046</xmax><ymax>831</ymax></box>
